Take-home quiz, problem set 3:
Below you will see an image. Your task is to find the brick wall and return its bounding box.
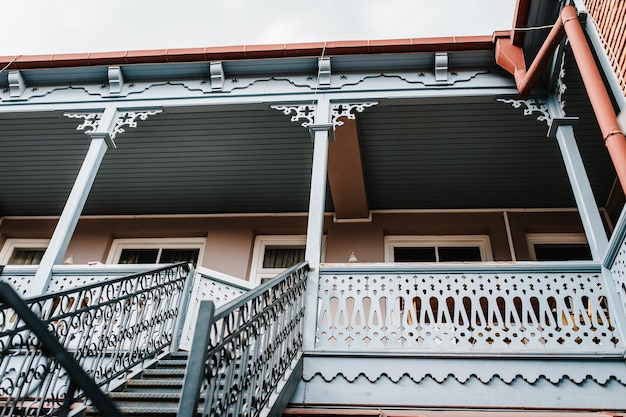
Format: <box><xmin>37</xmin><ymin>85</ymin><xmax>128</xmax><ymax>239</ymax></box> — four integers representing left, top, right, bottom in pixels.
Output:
<box><xmin>584</xmin><ymin>0</ymin><xmax>626</xmax><ymax>96</ymax></box>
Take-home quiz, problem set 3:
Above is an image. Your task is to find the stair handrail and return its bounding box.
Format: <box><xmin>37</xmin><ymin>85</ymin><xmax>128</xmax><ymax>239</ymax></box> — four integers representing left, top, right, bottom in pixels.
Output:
<box><xmin>0</xmin><ymin>281</ymin><xmax>124</xmax><ymax>417</ymax></box>
<box><xmin>0</xmin><ymin>262</ymin><xmax>193</xmax><ymax>416</ymax></box>
<box><xmin>179</xmin><ymin>261</ymin><xmax>309</xmax><ymax>417</ymax></box>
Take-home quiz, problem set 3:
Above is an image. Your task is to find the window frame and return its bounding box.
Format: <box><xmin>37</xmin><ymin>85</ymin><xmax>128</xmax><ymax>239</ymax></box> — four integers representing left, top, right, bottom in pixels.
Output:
<box><xmin>0</xmin><ymin>238</ymin><xmax>50</xmax><ymax>265</ymax></box>
<box><xmin>526</xmin><ymin>233</ymin><xmax>589</xmax><ymax>261</ymax></box>
<box><xmin>105</xmin><ymin>237</ymin><xmax>206</xmax><ymax>266</ymax></box>
<box><xmin>249</xmin><ymin>235</ymin><xmax>325</xmax><ymax>285</ymax></box>
<box><xmin>384</xmin><ymin>235</ymin><xmax>493</xmax><ymax>262</ymax></box>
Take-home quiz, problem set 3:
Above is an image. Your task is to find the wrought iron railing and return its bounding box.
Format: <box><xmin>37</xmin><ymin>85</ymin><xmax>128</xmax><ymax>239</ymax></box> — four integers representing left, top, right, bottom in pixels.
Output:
<box><xmin>316</xmin><ymin>262</ymin><xmax>622</xmax><ymax>354</ymax></box>
<box><xmin>0</xmin><ymin>262</ymin><xmax>193</xmax><ymax>416</ymax></box>
<box><xmin>179</xmin><ymin>262</ymin><xmax>309</xmax><ymax>417</ymax></box>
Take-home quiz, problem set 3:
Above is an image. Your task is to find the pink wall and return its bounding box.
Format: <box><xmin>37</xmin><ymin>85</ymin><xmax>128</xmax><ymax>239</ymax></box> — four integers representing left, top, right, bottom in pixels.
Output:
<box><xmin>0</xmin><ymin>210</ymin><xmax>589</xmax><ymax>280</ymax></box>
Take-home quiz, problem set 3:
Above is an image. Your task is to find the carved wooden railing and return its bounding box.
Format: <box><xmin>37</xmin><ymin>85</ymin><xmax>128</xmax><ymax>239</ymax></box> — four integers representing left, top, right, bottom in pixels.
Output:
<box><xmin>179</xmin><ymin>262</ymin><xmax>308</xmax><ymax>417</ymax></box>
<box><xmin>316</xmin><ymin>262</ymin><xmax>622</xmax><ymax>354</ymax></box>
<box><xmin>0</xmin><ymin>262</ymin><xmax>193</xmax><ymax>416</ymax></box>
<box><xmin>178</xmin><ymin>266</ymin><xmax>254</xmax><ymax>351</ymax></box>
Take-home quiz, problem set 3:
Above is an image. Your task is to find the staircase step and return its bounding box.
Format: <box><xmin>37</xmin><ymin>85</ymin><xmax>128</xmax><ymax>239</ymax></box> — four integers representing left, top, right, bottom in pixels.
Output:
<box><xmin>153</xmin><ymin>359</ymin><xmax>187</xmax><ymax>368</ymax></box>
<box><xmin>86</xmin><ymin>405</ymin><xmax>179</xmax><ymax>416</ymax></box>
<box><xmin>167</xmin><ymin>351</ymin><xmax>190</xmax><ymax>359</ymax></box>
<box><xmin>107</xmin><ymin>391</ymin><xmax>182</xmax><ymax>408</ymax></box>
<box><xmin>126</xmin><ymin>378</ymin><xmax>183</xmax><ymax>392</ymax></box>
<box><xmin>141</xmin><ymin>368</ymin><xmax>186</xmax><ymax>377</ymax></box>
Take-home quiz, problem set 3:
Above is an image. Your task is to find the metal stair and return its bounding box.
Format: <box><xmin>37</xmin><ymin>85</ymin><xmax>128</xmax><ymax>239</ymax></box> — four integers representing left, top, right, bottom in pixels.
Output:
<box><xmin>85</xmin><ymin>351</ymin><xmax>191</xmax><ymax>417</ymax></box>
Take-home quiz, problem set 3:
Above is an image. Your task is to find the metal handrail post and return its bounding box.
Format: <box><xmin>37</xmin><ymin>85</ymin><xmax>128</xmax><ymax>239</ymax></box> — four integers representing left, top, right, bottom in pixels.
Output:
<box><xmin>177</xmin><ymin>300</ymin><xmax>215</xmax><ymax>417</ymax></box>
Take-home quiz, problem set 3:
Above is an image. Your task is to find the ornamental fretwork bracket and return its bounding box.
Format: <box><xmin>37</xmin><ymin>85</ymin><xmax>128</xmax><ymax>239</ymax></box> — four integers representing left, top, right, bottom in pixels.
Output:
<box><xmin>271</xmin><ymin>102</ymin><xmax>378</xmax><ymax>129</ymax></box>
<box><xmin>498</xmin><ymin>44</ymin><xmax>578</xmax><ymax>137</ymax></box>
<box><xmin>64</xmin><ymin>108</ymin><xmax>163</xmax><ymax>148</ymax></box>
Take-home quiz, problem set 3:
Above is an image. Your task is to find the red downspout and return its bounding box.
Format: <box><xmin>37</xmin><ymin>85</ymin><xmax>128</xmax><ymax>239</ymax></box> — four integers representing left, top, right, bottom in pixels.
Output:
<box><xmin>496</xmin><ymin>5</ymin><xmax>626</xmax><ymax>192</ymax></box>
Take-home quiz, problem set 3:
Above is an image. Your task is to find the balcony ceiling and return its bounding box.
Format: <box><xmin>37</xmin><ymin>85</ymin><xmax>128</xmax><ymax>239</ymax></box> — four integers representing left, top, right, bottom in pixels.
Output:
<box><xmin>0</xmin><ymin>50</ymin><xmax>616</xmax><ymax>217</ymax></box>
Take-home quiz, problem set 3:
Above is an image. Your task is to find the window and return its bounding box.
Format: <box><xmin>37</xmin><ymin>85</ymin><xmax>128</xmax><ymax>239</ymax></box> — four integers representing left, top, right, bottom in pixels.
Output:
<box><xmin>106</xmin><ymin>238</ymin><xmax>205</xmax><ymax>267</ymax></box>
<box><xmin>384</xmin><ymin>236</ymin><xmax>493</xmax><ymax>262</ymax></box>
<box><xmin>527</xmin><ymin>233</ymin><xmax>592</xmax><ymax>261</ymax></box>
<box><xmin>0</xmin><ymin>239</ymin><xmax>49</xmax><ymax>265</ymax></box>
<box><xmin>249</xmin><ymin>235</ymin><xmax>320</xmax><ymax>285</ymax></box>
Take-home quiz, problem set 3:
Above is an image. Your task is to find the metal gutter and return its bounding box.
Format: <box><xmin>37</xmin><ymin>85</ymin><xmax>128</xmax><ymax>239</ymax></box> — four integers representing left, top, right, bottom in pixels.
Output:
<box><xmin>0</xmin><ymin>36</ymin><xmax>495</xmax><ymax>71</ymax></box>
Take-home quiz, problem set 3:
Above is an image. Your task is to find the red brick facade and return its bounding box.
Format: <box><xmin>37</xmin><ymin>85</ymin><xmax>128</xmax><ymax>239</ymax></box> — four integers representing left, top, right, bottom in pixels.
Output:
<box><xmin>584</xmin><ymin>0</ymin><xmax>626</xmax><ymax>96</ymax></box>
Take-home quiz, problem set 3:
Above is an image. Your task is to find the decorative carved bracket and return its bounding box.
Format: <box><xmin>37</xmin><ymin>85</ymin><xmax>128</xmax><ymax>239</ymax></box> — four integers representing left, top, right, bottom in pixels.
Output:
<box><xmin>331</xmin><ymin>102</ymin><xmax>378</xmax><ymax>127</ymax></box>
<box><xmin>497</xmin><ymin>98</ymin><xmax>551</xmax><ymax>125</ymax></box>
<box><xmin>64</xmin><ymin>109</ymin><xmax>163</xmax><ymax>145</ymax></box>
<box><xmin>8</xmin><ymin>71</ymin><xmax>26</xmax><ymax>98</ymax></box>
<box><xmin>272</xmin><ymin>102</ymin><xmax>378</xmax><ymax>129</ymax></box>
<box><xmin>270</xmin><ymin>104</ymin><xmax>317</xmax><ymax>127</ymax></box>
<box><xmin>108</xmin><ymin>67</ymin><xmax>124</xmax><ymax>95</ymax></box>
<box><xmin>64</xmin><ymin>112</ymin><xmax>103</xmax><ymax>132</ymax></box>
<box><xmin>111</xmin><ymin>110</ymin><xmax>162</xmax><ymax>139</ymax></box>
<box><xmin>318</xmin><ymin>58</ymin><xmax>331</xmax><ymax>88</ymax></box>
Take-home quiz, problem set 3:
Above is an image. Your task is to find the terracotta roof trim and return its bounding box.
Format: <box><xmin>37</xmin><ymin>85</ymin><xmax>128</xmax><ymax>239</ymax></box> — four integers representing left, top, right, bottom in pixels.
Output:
<box><xmin>0</xmin><ymin>35</ymin><xmax>498</xmax><ymax>71</ymax></box>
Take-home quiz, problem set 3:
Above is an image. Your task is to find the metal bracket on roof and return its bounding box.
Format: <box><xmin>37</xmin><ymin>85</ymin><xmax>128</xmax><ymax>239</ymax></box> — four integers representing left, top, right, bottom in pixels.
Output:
<box><xmin>8</xmin><ymin>71</ymin><xmax>26</xmax><ymax>98</ymax></box>
<box><xmin>210</xmin><ymin>62</ymin><xmax>225</xmax><ymax>91</ymax></box>
<box><xmin>435</xmin><ymin>52</ymin><xmax>448</xmax><ymax>84</ymax></box>
<box><xmin>108</xmin><ymin>67</ymin><xmax>125</xmax><ymax>95</ymax></box>
<box><xmin>317</xmin><ymin>58</ymin><xmax>331</xmax><ymax>88</ymax></box>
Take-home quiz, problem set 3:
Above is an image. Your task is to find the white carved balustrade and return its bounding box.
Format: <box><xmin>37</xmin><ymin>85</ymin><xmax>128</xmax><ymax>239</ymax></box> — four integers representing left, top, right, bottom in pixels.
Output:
<box><xmin>178</xmin><ymin>266</ymin><xmax>254</xmax><ymax>350</ymax></box>
<box><xmin>316</xmin><ymin>263</ymin><xmax>622</xmax><ymax>354</ymax></box>
<box><xmin>604</xmin><ymin>213</ymin><xmax>626</xmax><ymax>331</ymax></box>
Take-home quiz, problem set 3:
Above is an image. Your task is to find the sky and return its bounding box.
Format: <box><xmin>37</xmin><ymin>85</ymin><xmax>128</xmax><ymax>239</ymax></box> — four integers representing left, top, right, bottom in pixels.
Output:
<box><xmin>0</xmin><ymin>0</ymin><xmax>517</xmax><ymax>56</ymax></box>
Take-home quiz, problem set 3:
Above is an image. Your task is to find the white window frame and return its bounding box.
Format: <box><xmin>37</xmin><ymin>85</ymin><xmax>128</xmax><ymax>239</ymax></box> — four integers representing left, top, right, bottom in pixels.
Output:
<box><xmin>106</xmin><ymin>237</ymin><xmax>206</xmax><ymax>266</ymax></box>
<box><xmin>249</xmin><ymin>235</ymin><xmax>325</xmax><ymax>285</ymax></box>
<box><xmin>384</xmin><ymin>235</ymin><xmax>493</xmax><ymax>262</ymax></box>
<box><xmin>0</xmin><ymin>238</ymin><xmax>50</xmax><ymax>265</ymax></box>
<box><xmin>526</xmin><ymin>233</ymin><xmax>588</xmax><ymax>261</ymax></box>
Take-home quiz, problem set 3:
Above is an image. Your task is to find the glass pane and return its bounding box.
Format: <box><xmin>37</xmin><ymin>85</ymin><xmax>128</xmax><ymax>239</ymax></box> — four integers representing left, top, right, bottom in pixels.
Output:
<box><xmin>8</xmin><ymin>249</ymin><xmax>45</xmax><ymax>265</ymax></box>
<box><xmin>534</xmin><ymin>244</ymin><xmax>592</xmax><ymax>261</ymax></box>
<box><xmin>438</xmin><ymin>246</ymin><xmax>482</xmax><ymax>261</ymax></box>
<box><xmin>393</xmin><ymin>247</ymin><xmax>436</xmax><ymax>262</ymax></box>
<box><xmin>118</xmin><ymin>249</ymin><xmax>159</xmax><ymax>264</ymax></box>
<box><xmin>263</xmin><ymin>247</ymin><xmax>305</xmax><ymax>268</ymax></box>
<box><xmin>159</xmin><ymin>249</ymin><xmax>200</xmax><ymax>266</ymax></box>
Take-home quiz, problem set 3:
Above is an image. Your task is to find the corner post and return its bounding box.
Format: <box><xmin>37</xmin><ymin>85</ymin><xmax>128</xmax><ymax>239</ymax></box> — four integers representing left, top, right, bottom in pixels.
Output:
<box><xmin>303</xmin><ymin>96</ymin><xmax>332</xmax><ymax>351</ymax></box>
<box><xmin>33</xmin><ymin>106</ymin><xmax>118</xmax><ymax>292</ymax></box>
<box><xmin>548</xmin><ymin>97</ymin><xmax>608</xmax><ymax>260</ymax></box>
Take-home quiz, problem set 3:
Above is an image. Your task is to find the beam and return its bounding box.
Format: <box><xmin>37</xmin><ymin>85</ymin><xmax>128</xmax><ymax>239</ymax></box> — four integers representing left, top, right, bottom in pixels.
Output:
<box><xmin>328</xmin><ymin>118</ymin><xmax>369</xmax><ymax>221</ymax></box>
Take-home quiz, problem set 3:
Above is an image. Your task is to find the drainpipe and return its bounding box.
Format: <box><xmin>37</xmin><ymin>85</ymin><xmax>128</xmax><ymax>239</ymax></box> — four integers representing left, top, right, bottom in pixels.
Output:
<box><xmin>495</xmin><ymin>5</ymin><xmax>626</xmax><ymax>193</ymax></box>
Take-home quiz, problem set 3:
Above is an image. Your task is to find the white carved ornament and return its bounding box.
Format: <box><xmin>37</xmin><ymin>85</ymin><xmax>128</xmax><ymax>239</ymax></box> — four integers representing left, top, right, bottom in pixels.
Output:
<box><xmin>331</xmin><ymin>102</ymin><xmax>378</xmax><ymax>127</ymax></box>
<box><xmin>497</xmin><ymin>98</ymin><xmax>551</xmax><ymax>125</ymax></box>
<box><xmin>63</xmin><ymin>109</ymin><xmax>162</xmax><ymax>139</ymax></box>
<box><xmin>112</xmin><ymin>110</ymin><xmax>162</xmax><ymax>139</ymax></box>
<box><xmin>270</xmin><ymin>104</ymin><xmax>317</xmax><ymax>127</ymax></box>
<box><xmin>271</xmin><ymin>102</ymin><xmax>378</xmax><ymax>128</ymax></box>
<box><xmin>64</xmin><ymin>112</ymin><xmax>103</xmax><ymax>133</ymax></box>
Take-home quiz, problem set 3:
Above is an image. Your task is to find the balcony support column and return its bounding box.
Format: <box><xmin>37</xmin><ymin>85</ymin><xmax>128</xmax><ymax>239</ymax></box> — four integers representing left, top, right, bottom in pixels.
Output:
<box><xmin>33</xmin><ymin>107</ymin><xmax>118</xmax><ymax>293</ymax></box>
<box><xmin>549</xmin><ymin>98</ymin><xmax>608</xmax><ymax>261</ymax></box>
<box><xmin>303</xmin><ymin>96</ymin><xmax>332</xmax><ymax>351</ymax></box>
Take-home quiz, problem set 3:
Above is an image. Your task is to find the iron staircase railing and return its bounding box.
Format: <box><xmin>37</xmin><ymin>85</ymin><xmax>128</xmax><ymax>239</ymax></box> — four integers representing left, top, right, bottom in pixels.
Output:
<box><xmin>0</xmin><ymin>262</ymin><xmax>193</xmax><ymax>416</ymax></box>
<box><xmin>179</xmin><ymin>261</ymin><xmax>309</xmax><ymax>417</ymax></box>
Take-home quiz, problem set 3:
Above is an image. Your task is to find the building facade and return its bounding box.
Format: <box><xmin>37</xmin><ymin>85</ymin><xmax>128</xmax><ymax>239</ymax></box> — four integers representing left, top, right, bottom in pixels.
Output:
<box><xmin>2</xmin><ymin>0</ymin><xmax>626</xmax><ymax>414</ymax></box>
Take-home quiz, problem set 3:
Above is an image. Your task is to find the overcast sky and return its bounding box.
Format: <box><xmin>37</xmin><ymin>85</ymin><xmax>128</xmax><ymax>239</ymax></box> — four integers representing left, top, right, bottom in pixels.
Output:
<box><xmin>0</xmin><ymin>0</ymin><xmax>516</xmax><ymax>56</ymax></box>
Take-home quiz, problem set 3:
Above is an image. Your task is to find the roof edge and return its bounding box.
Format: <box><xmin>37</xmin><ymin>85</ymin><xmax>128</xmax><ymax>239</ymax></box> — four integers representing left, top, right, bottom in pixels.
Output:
<box><xmin>0</xmin><ymin>35</ymin><xmax>496</xmax><ymax>70</ymax></box>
